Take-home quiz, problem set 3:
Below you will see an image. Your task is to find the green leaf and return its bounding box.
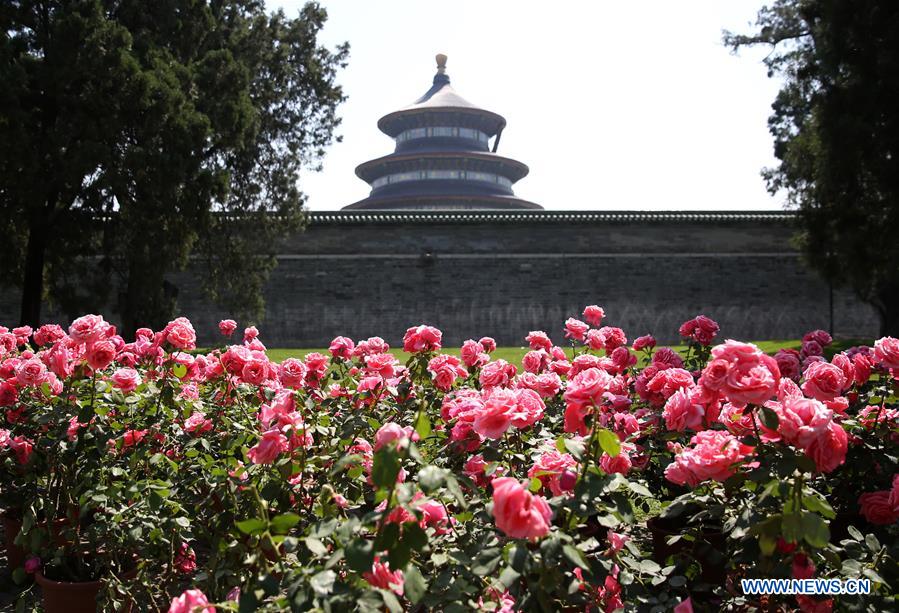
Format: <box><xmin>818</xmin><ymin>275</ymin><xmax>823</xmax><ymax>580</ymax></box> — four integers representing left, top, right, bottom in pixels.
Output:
<box><xmin>380</xmin><ymin>590</ymin><xmax>403</xmax><ymax>613</ymax></box>
<box><xmin>403</xmin><ymin>565</ymin><xmax>428</xmax><ymax>604</ymax></box>
<box><xmin>781</xmin><ymin>513</ymin><xmax>802</xmax><ymax>544</ymax></box>
<box><xmin>759</xmin><ymin>405</ymin><xmax>780</xmax><ymax>430</ymax></box>
<box><xmin>563</xmin><ymin>437</ymin><xmax>585</xmax><ymax>460</ymax></box>
<box><xmin>305</xmin><ymin>537</ymin><xmax>328</xmax><ymax>557</ymax></box>
<box><xmin>403</xmin><ymin>522</ymin><xmax>428</xmax><ymax>551</ymax></box>
<box><xmin>555</xmin><ymin>436</ymin><xmax>567</xmax><ymax>453</ymax></box>
<box><xmin>270</xmin><ymin>512</ymin><xmax>301</xmax><ymax>534</ymax></box>
<box><xmin>310</xmin><ymin>570</ymin><xmax>336</xmax><ymax>596</ymax></box>
<box><xmin>800</xmin><ymin>512</ymin><xmax>830</xmax><ymax>548</ymax></box>
<box><xmin>414</xmin><ymin>410</ymin><xmax>431</xmax><ymax>440</ymax></box>
<box><xmin>499</xmin><ymin>566</ymin><xmax>521</xmax><ymax>588</ymax></box>
<box><xmin>627</xmin><ymin>481</ymin><xmax>653</xmax><ymax>497</ymax></box>
<box><xmin>235</xmin><ymin>518</ymin><xmax>267</xmax><ymax>535</ymax></box>
<box><xmin>759</xmin><ymin>534</ymin><xmax>777</xmax><ymax>556</ymax></box>
<box><xmin>346</xmin><ymin>538</ymin><xmax>375</xmax><ymax>572</ymax></box>
<box><xmin>371</xmin><ymin>448</ymin><xmax>401</xmax><ymax>490</ymax></box>
<box><xmin>596</xmin><ymin>428</ymin><xmax>621</xmax><ymax>457</ymax></box>
<box><xmin>802</xmin><ymin>494</ymin><xmax>836</xmax><ymax>519</ymax></box>
<box><xmin>563</xmin><ymin>544</ymin><xmax>588</xmax><ymax>570</ymax></box>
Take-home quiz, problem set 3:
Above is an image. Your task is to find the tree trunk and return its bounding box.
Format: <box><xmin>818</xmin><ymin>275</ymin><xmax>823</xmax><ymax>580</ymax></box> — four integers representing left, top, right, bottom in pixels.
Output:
<box><xmin>19</xmin><ymin>218</ymin><xmax>47</xmax><ymax>328</ymax></box>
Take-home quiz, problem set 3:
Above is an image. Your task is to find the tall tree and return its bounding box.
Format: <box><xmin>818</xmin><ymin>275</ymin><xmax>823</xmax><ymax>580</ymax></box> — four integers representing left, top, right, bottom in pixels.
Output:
<box><xmin>725</xmin><ymin>0</ymin><xmax>899</xmax><ymax>336</ymax></box>
<box><xmin>0</xmin><ymin>1</ymin><xmax>347</xmax><ymax>335</ymax></box>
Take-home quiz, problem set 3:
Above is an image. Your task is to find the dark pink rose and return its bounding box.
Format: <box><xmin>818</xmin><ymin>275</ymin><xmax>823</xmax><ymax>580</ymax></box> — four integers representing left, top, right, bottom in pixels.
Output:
<box><xmin>491</xmin><ymin>477</ymin><xmax>552</xmax><ymax>540</ymax></box>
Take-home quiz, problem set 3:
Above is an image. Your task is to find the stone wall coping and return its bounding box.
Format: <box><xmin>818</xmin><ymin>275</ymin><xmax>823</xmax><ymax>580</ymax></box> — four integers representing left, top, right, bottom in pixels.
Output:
<box><xmin>308</xmin><ymin>210</ymin><xmax>795</xmax><ymax>225</ymax></box>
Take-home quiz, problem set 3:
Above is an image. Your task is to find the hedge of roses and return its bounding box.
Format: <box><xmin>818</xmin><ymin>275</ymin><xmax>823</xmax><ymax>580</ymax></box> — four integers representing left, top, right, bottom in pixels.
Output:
<box><xmin>0</xmin><ymin>308</ymin><xmax>897</xmax><ymax>612</ymax></box>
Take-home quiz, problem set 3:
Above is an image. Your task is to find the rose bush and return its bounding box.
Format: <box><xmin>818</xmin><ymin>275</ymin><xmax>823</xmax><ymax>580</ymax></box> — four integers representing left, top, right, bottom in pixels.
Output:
<box><xmin>0</xmin><ymin>311</ymin><xmax>896</xmax><ymax>612</ymax></box>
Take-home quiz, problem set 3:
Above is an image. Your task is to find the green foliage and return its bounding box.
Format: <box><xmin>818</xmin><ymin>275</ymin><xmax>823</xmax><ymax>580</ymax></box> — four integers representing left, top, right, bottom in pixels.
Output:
<box><xmin>0</xmin><ymin>1</ymin><xmax>347</xmax><ymax>332</ymax></box>
<box><xmin>725</xmin><ymin>0</ymin><xmax>899</xmax><ymax>334</ymax></box>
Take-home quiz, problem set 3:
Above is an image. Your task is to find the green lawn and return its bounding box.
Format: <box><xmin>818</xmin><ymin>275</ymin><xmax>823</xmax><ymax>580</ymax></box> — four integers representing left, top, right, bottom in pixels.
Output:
<box><xmin>262</xmin><ymin>338</ymin><xmax>870</xmax><ymax>364</ymax></box>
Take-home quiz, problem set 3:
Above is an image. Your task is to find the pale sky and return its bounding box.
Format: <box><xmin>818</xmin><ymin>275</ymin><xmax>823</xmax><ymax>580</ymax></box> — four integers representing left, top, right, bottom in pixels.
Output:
<box><xmin>272</xmin><ymin>1</ymin><xmax>783</xmax><ymax>211</ymax></box>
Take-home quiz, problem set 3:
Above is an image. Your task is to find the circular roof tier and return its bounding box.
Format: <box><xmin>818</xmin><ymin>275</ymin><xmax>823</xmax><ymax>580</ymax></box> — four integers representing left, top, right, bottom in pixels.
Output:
<box><xmin>343</xmin><ymin>54</ymin><xmax>542</xmax><ymax>211</ymax></box>
<box><xmin>343</xmin><ymin>194</ymin><xmax>543</xmax><ymax>211</ymax></box>
<box><xmin>355</xmin><ymin>151</ymin><xmax>529</xmax><ymax>184</ymax></box>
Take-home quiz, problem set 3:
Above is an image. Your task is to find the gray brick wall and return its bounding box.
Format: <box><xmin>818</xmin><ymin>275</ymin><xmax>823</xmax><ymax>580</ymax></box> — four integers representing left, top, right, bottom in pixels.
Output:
<box><xmin>0</xmin><ymin>215</ymin><xmax>881</xmax><ymax>347</ymax></box>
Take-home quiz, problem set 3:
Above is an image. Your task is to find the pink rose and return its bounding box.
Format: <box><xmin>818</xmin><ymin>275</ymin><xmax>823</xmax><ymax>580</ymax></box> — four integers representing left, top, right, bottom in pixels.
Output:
<box><xmin>653</xmin><ymin>347</ymin><xmax>684</xmax><ymax>369</ymax></box>
<box><xmin>801</xmin><ymin>361</ymin><xmax>847</xmax><ymax>401</ymax></box>
<box><xmin>364</xmin><ymin>353</ymin><xmax>398</xmax><ymax>378</ymax></box>
<box><xmin>775</xmin><ymin>349</ymin><xmax>802</xmax><ymax>381</ymax></box>
<box><xmin>218</xmin><ymin>319</ymin><xmax>237</xmax><ymax>337</ymax></box>
<box><xmin>595</xmin><ymin>326</ymin><xmax>627</xmax><ymax>352</ymax></box>
<box><xmin>167</xmin><ymin>589</ymin><xmax>215</xmax><ymax>613</ymax></box>
<box><xmin>528</xmin><ymin>450</ymin><xmax>577</xmax><ymax>496</ymax></box>
<box><xmin>563</xmin><ymin>367</ymin><xmax>613</xmax><ymax>411</ymax></box>
<box><xmin>163</xmin><ymin>317</ymin><xmax>197</xmax><ymax>351</ymax></box>
<box><xmin>247</xmin><ymin>430</ymin><xmax>288</xmax><ymax>464</ymax></box>
<box><xmin>491</xmin><ymin>477</ymin><xmax>552</xmax><ymax>540</ymax></box>
<box><xmin>510</xmin><ymin>388</ymin><xmax>545</xmax><ymax>428</ymax></box>
<box><xmin>0</xmin><ymin>381</ymin><xmax>18</xmax><ymax>407</ymax></box>
<box><xmin>174</xmin><ymin>543</ymin><xmax>197</xmax><ymax>574</ymax></box>
<box><xmin>33</xmin><ymin>324</ymin><xmax>64</xmax><ymax>347</ymax></box>
<box><xmin>86</xmin><ymin>340</ymin><xmax>117</xmax><ymax>371</ymax></box>
<box><xmin>522</xmin><ymin>350</ymin><xmax>549</xmax><ymax>374</ymax></box>
<box><xmin>374</xmin><ymin>422</ymin><xmax>417</xmax><ymax>451</ymax></box>
<box><xmin>243</xmin><ymin>326</ymin><xmax>259</xmax><ymax>342</ymax></box>
<box><xmin>428</xmin><ymin>354</ymin><xmax>467</xmax><ymax>391</ymax></box>
<box><xmin>9</xmin><ymin>435</ymin><xmax>34</xmax><ymax>465</ymax></box>
<box><xmin>279</xmin><ymin>358</ymin><xmax>308</xmax><ymax>389</ymax></box>
<box><xmin>479</xmin><ymin>359</ymin><xmax>516</xmax><ymax>389</ymax></box>
<box><xmin>328</xmin><ymin>336</ymin><xmax>355</xmax><ymax>359</ymax></box>
<box><xmin>240</xmin><ymin>358</ymin><xmax>270</xmax><ymax>385</ymax></box>
<box><xmin>111</xmin><ymin>367</ymin><xmax>141</xmax><ymax>393</ymax></box>
<box><xmin>564</xmin><ymin>318</ymin><xmax>589</xmax><ymax>342</ymax></box>
<box><xmin>803</xmin><ymin>421</ymin><xmax>847</xmax><ymax>473</ymax></box>
<box><xmin>679</xmin><ymin>315</ymin><xmax>719</xmax><ymax>346</ymax></box>
<box><xmin>801</xmin><ymin>340</ymin><xmax>823</xmax><ymax>359</ymax></box>
<box><xmin>582</xmin><ymin>305</ymin><xmax>605</xmax><ymax>327</ymax></box>
<box><xmin>664</xmin><ymin>430</ymin><xmax>754</xmax><ymax>487</ymax></box>
<box><xmin>858</xmin><ymin>491</ymin><xmax>899</xmax><ymax>525</ymax></box>
<box><xmin>647</xmin><ymin>368</ymin><xmax>694</xmax><ymax>401</ymax></box>
<box><xmin>525</xmin><ymin>331</ymin><xmax>552</xmax><ymax>351</ymax></box>
<box><xmin>479</xmin><ymin>337</ymin><xmax>497</xmax><ymax>353</ymax></box>
<box><xmin>607</xmin><ymin>529</ymin><xmax>629</xmax><ymax>554</ymax></box>
<box><xmin>776</xmin><ymin>397</ymin><xmax>833</xmax><ymax>448</ymax></box>
<box><xmin>632</xmin><ymin>334</ymin><xmax>656</xmax><ymax>351</ymax></box>
<box><xmin>874</xmin><ymin>337</ymin><xmax>899</xmax><ymax>369</ymax></box>
<box><xmin>24</xmin><ymin>555</ymin><xmax>41</xmax><ymax>574</ymax></box>
<box><xmin>703</xmin><ymin>341</ymin><xmax>779</xmax><ymax>406</ymax></box>
<box><xmin>600</xmin><ymin>448</ymin><xmax>633</xmax><ymax>475</ymax></box>
<box><xmin>68</xmin><ymin>314</ymin><xmax>109</xmax><ymax>345</ymax></box>
<box><xmin>662</xmin><ymin>387</ymin><xmax>706</xmax><ymax>432</ymax></box>
<box><xmin>364</xmin><ymin>557</ymin><xmax>404</xmax><ymax>595</ymax></box>
<box><xmin>15</xmin><ymin>358</ymin><xmax>47</xmax><ymax>387</ymax></box>
<box><xmin>403</xmin><ymin>324</ymin><xmax>442</xmax><ymax>353</ymax></box>
<box><xmin>184</xmin><ymin>412</ymin><xmax>213</xmax><ymax>435</ymax></box>
<box><xmin>803</xmin><ymin>329</ymin><xmax>832</xmax><ymax>347</ymax></box>
<box><xmin>474</xmin><ymin>388</ymin><xmax>517</xmax><ymax>439</ymax></box>
<box><xmin>461</xmin><ymin>339</ymin><xmax>489</xmax><ymax>368</ymax></box>
<box><xmin>852</xmin><ymin>353</ymin><xmax>873</xmax><ymax>386</ymax></box>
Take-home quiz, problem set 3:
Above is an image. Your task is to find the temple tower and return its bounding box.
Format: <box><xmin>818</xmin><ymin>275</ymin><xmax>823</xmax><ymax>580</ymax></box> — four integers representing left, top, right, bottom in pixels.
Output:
<box><xmin>344</xmin><ymin>54</ymin><xmax>542</xmax><ymax>210</ymax></box>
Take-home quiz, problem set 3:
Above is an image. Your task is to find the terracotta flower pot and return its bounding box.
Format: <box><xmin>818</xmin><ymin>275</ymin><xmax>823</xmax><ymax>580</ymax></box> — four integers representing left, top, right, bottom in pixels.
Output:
<box><xmin>647</xmin><ymin>515</ymin><xmax>727</xmax><ymax>584</ymax></box>
<box><xmin>1</xmin><ymin>512</ymin><xmax>25</xmax><ymax>571</ymax></box>
<box><xmin>35</xmin><ymin>566</ymin><xmax>137</xmax><ymax>613</ymax></box>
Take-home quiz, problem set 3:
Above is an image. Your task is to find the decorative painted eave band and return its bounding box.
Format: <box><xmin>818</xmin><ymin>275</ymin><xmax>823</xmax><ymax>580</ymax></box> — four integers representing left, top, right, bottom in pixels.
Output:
<box><xmin>308</xmin><ymin>210</ymin><xmax>796</xmax><ymax>225</ymax></box>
